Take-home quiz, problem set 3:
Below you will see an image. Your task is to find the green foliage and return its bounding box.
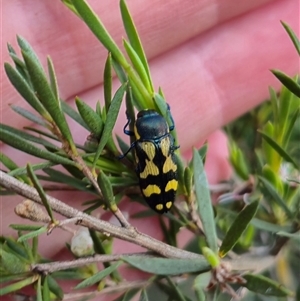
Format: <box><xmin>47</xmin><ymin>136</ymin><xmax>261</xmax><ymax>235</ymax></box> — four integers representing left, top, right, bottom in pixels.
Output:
<box><xmin>0</xmin><ymin>1</ymin><xmax>299</xmax><ymax>300</ymax></box>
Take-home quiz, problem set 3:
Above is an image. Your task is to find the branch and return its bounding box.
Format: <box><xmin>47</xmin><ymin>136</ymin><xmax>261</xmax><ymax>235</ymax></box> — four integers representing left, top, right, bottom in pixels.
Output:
<box><xmin>0</xmin><ymin>171</ymin><xmax>201</xmax><ymax>259</ymax></box>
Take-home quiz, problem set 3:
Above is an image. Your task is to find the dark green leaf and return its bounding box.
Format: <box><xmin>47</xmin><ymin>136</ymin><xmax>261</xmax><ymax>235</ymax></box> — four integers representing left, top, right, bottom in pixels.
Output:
<box><xmin>60</xmin><ymin>100</ymin><xmax>90</xmax><ymax>130</ymax></box>
<box><xmin>27</xmin><ymin>164</ymin><xmax>55</xmax><ymax>221</ymax></box>
<box><xmin>17</xmin><ymin>36</ymin><xmax>75</xmax><ymax>150</ymax></box>
<box><xmin>42</xmin><ymin>275</ymin><xmax>51</xmax><ymax>301</ymax></box>
<box><xmin>123</xmin><ymin>256</ymin><xmax>209</xmax><ymax>275</ymax></box>
<box><xmin>5</xmin><ymin>238</ymin><xmax>30</xmax><ymax>260</ymax></box>
<box><xmin>0</xmin><ymin>126</ymin><xmax>76</xmax><ymax>166</ymax></box>
<box><xmin>104</xmin><ymin>53</ymin><xmax>112</xmax><ymax>112</ymax></box>
<box><xmin>242</xmin><ymin>274</ymin><xmax>292</xmax><ymax>296</ymax></box>
<box><xmin>281</xmin><ymin>21</ymin><xmax>300</xmax><ymax>55</ymax></box>
<box><xmin>93</xmin><ymin>83</ymin><xmax>126</xmax><ymax>166</ymax></box>
<box><xmin>0</xmin><ymin>249</ymin><xmax>30</xmax><ymax>274</ymax></box>
<box><xmin>283</xmin><ymin>108</ymin><xmax>300</xmax><ymax>147</ymax></box>
<box><xmin>75</xmin><ymin>261</ymin><xmax>122</xmax><ymax>289</ymax></box>
<box><xmin>193</xmin><ymin>148</ymin><xmax>218</xmax><ymax>253</ymax></box>
<box><xmin>259</xmin><ymin>130</ymin><xmax>299</xmax><ymax>169</ymax></box>
<box><xmin>4</xmin><ymin>63</ymin><xmax>50</xmax><ymax>118</ymax></box>
<box><xmin>166</xmin><ymin>276</ymin><xmax>187</xmax><ymax>301</ymax></box>
<box><xmin>43</xmin><ymin>168</ymin><xmax>93</xmax><ymax>192</ymax></box>
<box><xmin>97</xmin><ymin>170</ymin><xmax>115</xmax><ymax>207</ymax></box>
<box><xmin>0</xmin><ymin>123</ymin><xmax>60</xmax><ymax>151</ymax></box>
<box><xmin>219</xmin><ymin>200</ymin><xmax>259</xmax><ymax>258</ymax></box>
<box><xmin>75</xmin><ymin>97</ymin><xmax>103</xmax><ymax>136</ymax></box>
<box><xmin>271</xmin><ymin>69</ymin><xmax>300</xmax><ymax>98</ymax></box>
<box><xmin>258</xmin><ymin>176</ymin><xmax>294</xmax><ymax>218</ymax></box>
<box><xmin>47</xmin><ymin>275</ymin><xmax>64</xmax><ymax>300</ymax></box>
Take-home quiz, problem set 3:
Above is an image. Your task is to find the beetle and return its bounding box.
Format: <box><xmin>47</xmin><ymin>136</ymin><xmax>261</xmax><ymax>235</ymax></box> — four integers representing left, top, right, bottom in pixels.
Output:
<box><xmin>121</xmin><ymin>104</ymin><xmax>179</xmax><ymax>213</ymax></box>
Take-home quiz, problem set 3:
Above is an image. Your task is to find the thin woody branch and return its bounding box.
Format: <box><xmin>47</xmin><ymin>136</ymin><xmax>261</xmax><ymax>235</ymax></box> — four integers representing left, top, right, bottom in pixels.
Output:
<box><xmin>31</xmin><ymin>252</ymin><xmax>153</xmax><ymax>274</ymax></box>
<box><xmin>0</xmin><ymin>171</ymin><xmax>201</xmax><ymax>259</ymax></box>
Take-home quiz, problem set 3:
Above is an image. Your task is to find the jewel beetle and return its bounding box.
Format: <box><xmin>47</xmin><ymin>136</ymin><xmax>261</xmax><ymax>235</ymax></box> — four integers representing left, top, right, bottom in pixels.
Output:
<box><xmin>121</xmin><ymin>104</ymin><xmax>179</xmax><ymax>213</ymax></box>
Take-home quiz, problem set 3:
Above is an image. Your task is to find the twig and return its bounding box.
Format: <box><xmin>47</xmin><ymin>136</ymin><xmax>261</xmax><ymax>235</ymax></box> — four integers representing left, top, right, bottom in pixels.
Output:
<box><xmin>31</xmin><ymin>252</ymin><xmax>153</xmax><ymax>274</ymax></box>
<box><xmin>0</xmin><ymin>171</ymin><xmax>201</xmax><ymax>259</ymax></box>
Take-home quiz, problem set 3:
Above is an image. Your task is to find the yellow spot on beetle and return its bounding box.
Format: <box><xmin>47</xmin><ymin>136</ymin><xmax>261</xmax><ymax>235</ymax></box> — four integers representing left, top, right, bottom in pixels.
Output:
<box><xmin>163</xmin><ymin>157</ymin><xmax>177</xmax><ymax>173</ymax></box>
<box><xmin>140</xmin><ymin>161</ymin><xmax>159</xmax><ymax>178</ymax></box>
<box><xmin>143</xmin><ymin>185</ymin><xmax>161</xmax><ymax>197</ymax></box>
<box><xmin>134</xmin><ymin>125</ymin><xmax>141</xmax><ymax>140</ymax></box>
<box><xmin>166</xmin><ymin>201</ymin><xmax>173</xmax><ymax>209</ymax></box>
<box><xmin>155</xmin><ymin>204</ymin><xmax>164</xmax><ymax>211</ymax></box>
<box><xmin>165</xmin><ymin>179</ymin><xmax>178</xmax><ymax>192</ymax></box>
<box><xmin>139</xmin><ymin>142</ymin><xmax>159</xmax><ymax>178</ymax></box>
<box><xmin>160</xmin><ymin>137</ymin><xmax>170</xmax><ymax>157</ymax></box>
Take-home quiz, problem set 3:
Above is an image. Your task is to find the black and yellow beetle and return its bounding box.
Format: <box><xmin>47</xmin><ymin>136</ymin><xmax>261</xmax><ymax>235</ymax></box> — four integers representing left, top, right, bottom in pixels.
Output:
<box><xmin>121</xmin><ymin>104</ymin><xmax>179</xmax><ymax>213</ymax></box>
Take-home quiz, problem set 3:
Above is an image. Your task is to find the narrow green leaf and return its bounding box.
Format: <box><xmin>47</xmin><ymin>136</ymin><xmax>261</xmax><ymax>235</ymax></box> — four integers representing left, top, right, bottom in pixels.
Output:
<box><xmin>242</xmin><ymin>274</ymin><xmax>292</xmax><ymax>296</ymax></box>
<box><xmin>271</xmin><ymin>69</ymin><xmax>300</xmax><ymax>98</ymax></box>
<box><xmin>37</xmin><ymin>276</ymin><xmax>42</xmax><ymax>301</ymax></box>
<box><xmin>193</xmin><ymin>148</ymin><xmax>218</xmax><ymax>253</ymax></box>
<box><xmin>120</xmin><ymin>0</ymin><xmax>153</xmax><ymax>91</ymax></box>
<box><xmin>123</xmin><ymin>39</ymin><xmax>151</xmax><ymax>93</ymax></box>
<box><xmin>166</xmin><ymin>276</ymin><xmax>188</xmax><ymax>301</ymax></box>
<box><xmin>184</xmin><ymin>167</ymin><xmax>192</xmax><ymax>197</ymax></box>
<box><xmin>97</xmin><ymin>170</ymin><xmax>115</xmax><ymax>207</ymax></box>
<box><xmin>60</xmin><ymin>100</ymin><xmax>90</xmax><ymax>130</ymax></box>
<box><xmin>194</xmin><ymin>273</ymin><xmax>210</xmax><ymax>301</ymax></box>
<box><xmin>9</xmin><ymin>162</ymin><xmax>55</xmax><ymax>177</ymax></box>
<box><xmin>4</xmin><ymin>63</ymin><xmax>50</xmax><ymax>119</ymax></box>
<box><xmin>139</xmin><ymin>289</ymin><xmax>149</xmax><ymax>301</ymax></box>
<box><xmin>219</xmin><ymin>201</ymin><xmax>259</xmax><ymax>258</ymax></box>
<box><xmin>0</xmin><ymin>127</ymin><xmax>76</xmax><ymax>167</ymax></box>
<box><xmin>104</xmin><ymin>53</ymin><xmax>112</xmax><ymax>112</ymax></box>
<box><xmin>10</xmin><ymin>105</ymin><xmax>48</xmax><ymax>126</ymax></box>
<box><xmin>42</xmin><ymin>275</ymin><xmax>51</xmax><ymax>301</ymax></box>
<box><xmin>17</xmin><ymin>227</ymin><xmax>48</xmax><ymax>242</ymax></box>
<box><xmin>0</xmin><ymin>249</ymin><xmax>30</xmax><ymax>274</ymax></box>
<box><xmin>258</xmin><ymin>130</ymin><xmax>299</xmax><ymax>169</ymax></box>
<box><xmin>269</xmin><ymin>87</ymin><xmax>279</xmax><ymax>123</ymax></box>
<box><xmin>47</xmin><ymin>56</ymin><xmax>59</xmax><ymax>102</ymax></box>
<box><xmin>258</xmin><ymin>176</ymin><xmax>294</xmax><ymax>218</ymax></box>
<box><xmin>93</xmin><ymin>83</ymin><xmax>126</xmax><ymax>166</ymax></box>
<box><xmin>0</xmin><ymin>123</ymin><xmax>60</xmax><ymax>151</ymax></box>
<box><xmin>112</xmin><ymin>57</ymin><xmax>127</xmax><ymax>83</ymax></box>
<box><xmin>71</xmin><ymin>0</ymin><xmax>128</xmax><ymax>67</ymax></box>
<box><xmin>75</xmin><ymin>261</ymin><xmax>122</xmax><ymax>289</ymax></box>
<box><xmin>276</xmin><ymin>231</ymin><xmax>300</xmax><ymax>242</ymax></box>
<box><xmin>75</xmin><ymin>97</ymin><xmax>103</xmax><ymax>136</ymax></box>
<box><xmin>0</xmin><ymin>152</ymin><xmax>19</xmax><ymax>171</ymax></box>
<box><xmin>5</xmin><ymin>238</ymin><xmax>30</xmax><ymax>260</ymax></box>
<box><xmin>43</xmin><ymin>168</ymin><xmax>92</xmax><ymax>192</ymax></box>
<box><xmin>283</xmin><ymin>108</ymin><xmax>300</xmax><ymax>147</ymax></box>
<box><xmin>17</xmin><ymin>36</ymin><xmax>76</xmax><ymax>151</ymax></box>
<box><xmin>27</xmin><ymin>164</ymin><xmax>55</xmax><ymax>222</ymax></box>
<box><xmin>281</xmin><ymin>21</ymin><xmax>300</xmax><ymax>55</ymax></box>
<box><xmin>47</xmin><ymin>275</ymin><xmax>64</xmax><ymax>300</ymax></box>
<box><xmin>123</xmin><ymin>256</ymin><xmax>209</xmax><ymax>275</ymax></box>
<box><xmin>10</xmin><ymin>224</ymin><xmax>44</xmax><ymax>231</ymax></box>
<box><xmin>0</xmin><ymin>276</ymin><xmax>37</xmax><ymax>296</ymax></box>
